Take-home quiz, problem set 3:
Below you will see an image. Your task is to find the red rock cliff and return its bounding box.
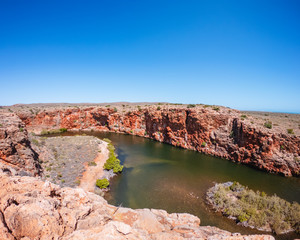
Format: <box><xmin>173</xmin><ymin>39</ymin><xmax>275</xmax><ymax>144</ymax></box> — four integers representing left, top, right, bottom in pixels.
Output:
<box><xmin>0</xmin><ymin>112</ymin><xmax>41</xmax><ymax>176</ymax></box>
<box><xmin>17</xmin><ymin>106</ymin><xmax>300</xmax><ymax>176</ymax></box>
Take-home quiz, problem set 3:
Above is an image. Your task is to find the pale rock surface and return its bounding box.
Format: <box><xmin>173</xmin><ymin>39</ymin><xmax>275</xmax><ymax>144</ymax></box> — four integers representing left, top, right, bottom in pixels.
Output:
<box><xmin>0</xmin><ymin>172</ymin><xmax>274</xmax><ymax>240</ymax></box>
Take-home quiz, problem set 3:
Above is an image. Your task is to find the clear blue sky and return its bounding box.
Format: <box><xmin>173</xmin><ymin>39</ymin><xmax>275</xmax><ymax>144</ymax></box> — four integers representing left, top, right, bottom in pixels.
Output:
<box><xmin>0</xmin><ymin>0</ymin><xmax>299</xmax><ymax>112</ymax></box>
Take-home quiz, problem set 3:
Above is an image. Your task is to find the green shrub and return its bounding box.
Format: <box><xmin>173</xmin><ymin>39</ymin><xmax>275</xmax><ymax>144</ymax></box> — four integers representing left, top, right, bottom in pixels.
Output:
<box><xmin>40</xmin><ymin>128</ymin><xmax>67</xmax><ymax>135</ymax></box>
<box><xmin>103</xmin><ymin>142</ymin><xmax>123</xmax><ymax>173</ymax></box>
<box><xmin>60</xmin><ymin>128</ymin><xmax>67</xmax><ymax>133</ymax></box>
<box><xmin>213</xmin><ymin>107</ymin><xmax>220</xmax><ymax>111</ymax></box>
<box><xmin>103</xmin><ymin>138</ymin><xmax>111</xmax><ymax>143</ymax></box>
<box><xmin>157</xmin><ymin>106</ymin><xmax>161</xmax><ymax>110</ymax></box>
<box><xmin>88</xmin><ymin>161</ymin><xmax>97</xmax><ymax>166</ymax></box>
<box><xmin>96</xmin><ymin>178</ymin><xmax>109</xmax><ymax>189</ymax></box>
<box><xmin>187</xmin><ymin>104</ymin><xmax>196</xmax><ymax>108</ymax></box>
<box><xmin>31</xmin><ymin>139</ymin><xmax>40</xmax><ymax>146</ymax></box>
<box><xmin>287</xmin><ymin>129</ymin><xmax>294</xmax><ymax>134</ymax></box>
<box><xmin>19</xmin><ymin>127</ymin><xmax>24</xmax><ymax>132</ymax></box>
<box><xmin>41</xmin><ymin>130</ymin><xmax>49</xmax><ymax>135</ymax></box>
<box><xmin>206</xmin><ymin>182</ymin><xmax>300</xmax><ymax>234</ymax></box>
<box><xmin>260</xmin><ymin>191</ymin><xmax>266</xmax><ymax>197</ymax></box>
<box><xmin>264</xmin><ymin>121</ymin><xmax>272</xmax><ymax>129</ymax></box>
<box><xmin>0</xmin><ymin>124</ymin><xmax>2</xmax><ymax>127</ymax></box>
<box><xmin>238</xmin><ymin>213</ymin><xmax>250</xmax><ymax>222</ymax></box>
<box><xmin>114</xmin><ymin>107</ymin><xmax>117</xmax><ymax>112</ymax></box>
<box><xmin>201</xmin><ymin>142</ymin><xmax>206</xmax><ymax>147</ymax></box>
<box><xmin>75</xmin><ymin>180</ymin><xmax>81</xmax><ymax>186</ymax></box>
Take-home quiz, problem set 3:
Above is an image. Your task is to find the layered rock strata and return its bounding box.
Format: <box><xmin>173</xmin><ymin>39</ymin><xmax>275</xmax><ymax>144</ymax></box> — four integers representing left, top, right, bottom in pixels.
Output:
<box><xmin>0</xmin><ymin>111</ymin><xmax>275</xmax><ymax>239</ymax></box>
<box><xmin>0</xmin><ymin>112</ymin><xmax>41</xmax><ymax>176</ymax></box>
<box><xmin>16</xmin><ymin>106</ymin><xmax>300</xmax><ymax>176</ymax></box>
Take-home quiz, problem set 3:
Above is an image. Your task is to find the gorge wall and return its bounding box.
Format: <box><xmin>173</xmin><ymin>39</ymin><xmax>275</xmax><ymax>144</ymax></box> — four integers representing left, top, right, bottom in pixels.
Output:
<box><xmin>0</xmin><ymin>111</ymin><xmax>275</xmax><ymax>240</ymax></box>
<box><xmin>0</xmin><ymin>112</ymin><xmax>41</xmax><ymax>176</ymax></box>
<box><xmin>16</xmin><ymin>105</ymin><xmax>300</xmax><ymax>177</ymax></box>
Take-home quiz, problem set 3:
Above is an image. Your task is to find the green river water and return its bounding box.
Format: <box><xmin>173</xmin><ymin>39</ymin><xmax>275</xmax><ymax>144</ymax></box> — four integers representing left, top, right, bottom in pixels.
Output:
<box><xmin>63</xmin><ymin>131</ymin><xmax>300</xmax><ymax>239</ymax></box>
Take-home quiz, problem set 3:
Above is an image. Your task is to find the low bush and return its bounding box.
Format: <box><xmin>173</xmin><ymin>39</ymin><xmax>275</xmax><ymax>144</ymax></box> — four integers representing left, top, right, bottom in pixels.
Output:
<box><xmin>75</xmin><ymin>180</ymin><xmax>81</xmax><ymax>186</ymax></box>
<box><xmin>206</xmin><ymin>182</ymin><xmax>300</xmax><ymax>234</ymax></box>
<box><xmin>96</xmin><ymin>178</ymin><xmax>109</xmax><ymax>189</ymax></box>
<box><xmin>40</xmin><ymin>128</ymin><xmax>68</xmax><ymax>135</ymax></box>
<box><xmin>201</xmin><ymin>142</ymin><xmax>206</xmax><ymax>147</ymax></box>
<box><xmin>157</xmin><ymin>106</ymin><xmax>161</xmax><ymax>110</ymax></box>
<box><xmin>88</xmin><ymin>161</ymin><xmax>97</xmax><ymax>166</ymax></box>
<box><xmin>103</xmin><ymin>141</ymin><xmax>123</xmax><ymax>173</ymax></box>
<box><xmin>187</xmin><ymin>104</ymin><xmax>196</xmax><ymax>108</ymax></box>
<box><xmin>287</xmin><ymin>129</ymin><xmax>294</xmax><ymax>134</ymax></box>
<box><xmin>264</xmin><ymin>121</ymin><xmax>272</xmax><ymax>129</ymax></box>
<box><xmin>213</xmin><ymin>107</ymin><xmax>220</xmax><ymax>111</ymax></box>
<box><xmin>103</xmin><ymin>138</ymin><xmax>111</xmax><ymax>143</ymax></box>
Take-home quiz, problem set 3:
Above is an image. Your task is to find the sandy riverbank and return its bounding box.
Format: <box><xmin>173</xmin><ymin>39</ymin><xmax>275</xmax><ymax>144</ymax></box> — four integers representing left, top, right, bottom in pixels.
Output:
<box><xmin>79</xmin><ymin>140</ymin><xmax>109</xmax><ymax>192</ymax></box>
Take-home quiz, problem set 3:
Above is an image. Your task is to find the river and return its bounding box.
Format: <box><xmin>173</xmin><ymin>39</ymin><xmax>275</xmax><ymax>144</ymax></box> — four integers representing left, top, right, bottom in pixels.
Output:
<box><xmin>60</xmin><ymin>131</ymin><xmax>300</xmax><ymax>239</ymax></box>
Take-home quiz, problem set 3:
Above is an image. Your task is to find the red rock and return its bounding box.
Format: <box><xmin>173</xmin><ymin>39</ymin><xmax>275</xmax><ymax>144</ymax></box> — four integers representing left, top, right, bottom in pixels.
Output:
<box><xmin>16</xmin><ymin>107</ymin><xmax>299</xmax><ymax>176</ymax></box>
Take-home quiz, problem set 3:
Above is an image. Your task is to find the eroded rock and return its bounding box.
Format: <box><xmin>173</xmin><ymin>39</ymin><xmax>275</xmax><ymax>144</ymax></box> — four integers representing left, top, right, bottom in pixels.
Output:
<box><xmin>0</xmin><ymin>112</ymin><xmax>41</xmax><ymax>176</ymax></box>
<box><xmin>0</xmin><ymin>173</ymin><xmax>274</xmax><ymax>240</ymax></box>
<box><xmin>15</xmin><ymin>106</ymin><xmax>300</xmax><ymax>176</ymax></box>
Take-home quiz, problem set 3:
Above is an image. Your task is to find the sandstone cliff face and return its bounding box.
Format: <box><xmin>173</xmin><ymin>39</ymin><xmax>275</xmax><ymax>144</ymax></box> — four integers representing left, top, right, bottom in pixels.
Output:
<box><xmin>17</xmin><ymin>106</ymin><xmax>300</xmax><ymax>176</ymax></box>
<box><xmin>0</xmin><ymin>113</ymin><xmax>41</xmax><ymax>176</ymax></box>
<box><xmin>0</xmin><ymin>172</ymin><xmax>274</xmax><ymax>240</ymax></box>
<box><xmin>0</xmin><ymin>111</ymin><xmax>277</xmax><ymax>239</ymax></box>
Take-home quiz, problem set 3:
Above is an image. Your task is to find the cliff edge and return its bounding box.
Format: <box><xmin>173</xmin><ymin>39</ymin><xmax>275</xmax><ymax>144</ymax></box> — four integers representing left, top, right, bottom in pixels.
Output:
<box><xmin>10</xmin><ymin>104</ymin><xmax>300</xmax><ymax>176</ymax></box>
<box><xmin>0</xmin><ymin>111</ymin><xmax>275</xmax><ymax>239</ymax></box>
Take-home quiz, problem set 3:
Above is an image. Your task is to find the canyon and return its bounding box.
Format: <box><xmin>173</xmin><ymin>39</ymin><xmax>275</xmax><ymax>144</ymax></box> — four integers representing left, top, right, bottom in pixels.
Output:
<box><xmin>12</xmin><ymin>103</ymin><xmax>300</xmax><ymax>177</ymax></box>
<box><xmin>0</xmin><ymin>103</ymin><xmax>299</xmax><ymax>239</ymax></box>
<box><xmin>0</xmin><ymin>109</ymin><xmax>274</xmax><ymax>240</ymax></box>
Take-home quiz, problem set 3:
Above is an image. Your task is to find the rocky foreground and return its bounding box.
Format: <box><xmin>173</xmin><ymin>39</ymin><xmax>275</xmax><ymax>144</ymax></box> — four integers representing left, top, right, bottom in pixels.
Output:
<box><xmin>0</xmin><ymin>172</ymin><xmax>277</xmax><ymax>240</ymax></box>
<box><xmin>0</xmin><ymin>111</ymin><xmax>276</xmax><ymax>239</ymax></box>
<box><xmin>9</xmin><ymin>103</ymin><xmax>300</xmax><ymax>176</ymax></box>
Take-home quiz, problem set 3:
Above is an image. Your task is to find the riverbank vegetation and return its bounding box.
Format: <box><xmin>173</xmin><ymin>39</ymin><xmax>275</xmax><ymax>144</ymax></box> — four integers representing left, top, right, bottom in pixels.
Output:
<box><xmin>103</xmin><ymin>139</ymin><xmax>123</xmax><ymax>173</ymax></box>
<box><xmin>40</xmin><ymin>128</ymin><xmax>67</xmax><ymax>135</ymax></box>
<box><xmin>96</xmin><ymin>178</ymin><xmax>109</xmax><ymax>189</ymax></box>
<box><xmin>206</xmin><ymin>182</ymin><xmax>300</xmax><ymax>235</ymax></box>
